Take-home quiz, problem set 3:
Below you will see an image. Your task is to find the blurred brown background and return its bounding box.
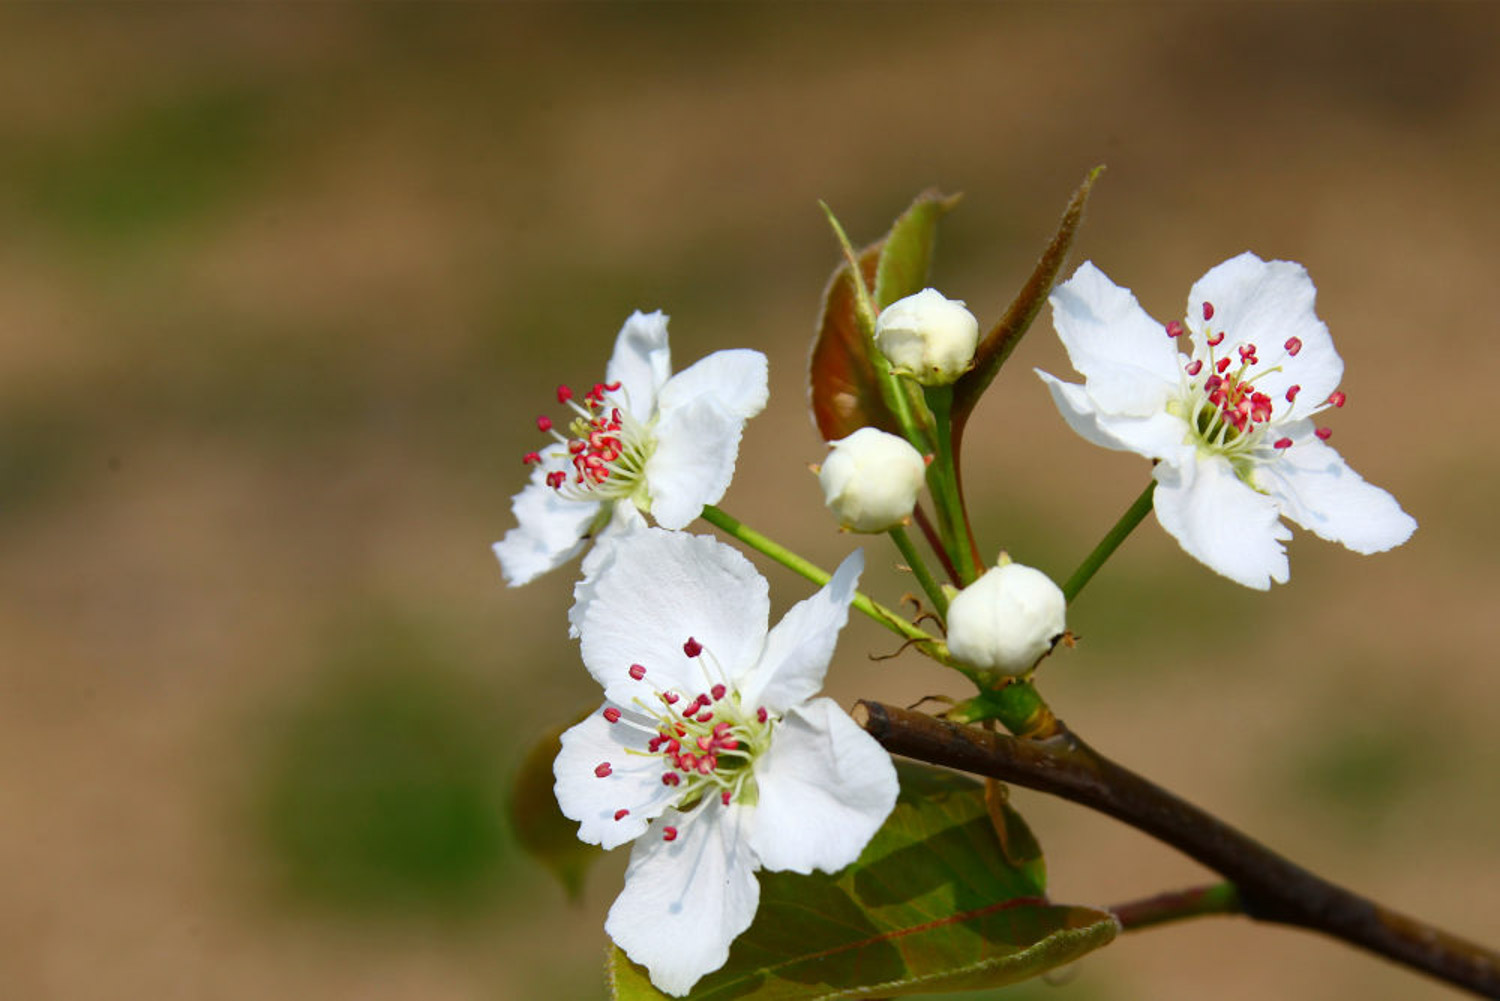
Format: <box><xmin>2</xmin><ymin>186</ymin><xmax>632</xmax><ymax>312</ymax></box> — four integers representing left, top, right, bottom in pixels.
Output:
<box><xmin>0</xmin><ymin>5</ymin><xmax>1496</xmax><ymax>1001</ymax></box>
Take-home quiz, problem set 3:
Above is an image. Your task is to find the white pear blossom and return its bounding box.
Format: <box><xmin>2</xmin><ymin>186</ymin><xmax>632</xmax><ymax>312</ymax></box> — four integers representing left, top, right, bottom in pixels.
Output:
<box><xmin>818</xmin><ymin>427</ymin><xmax>927</xmax><ymax>533</ymax></box>
<box><xmin>874</xmin><ymin>288</ymin><xmax>979</xmax><ymax>386</ymax></box>
<box><xmin>554</xmin><ymin>529</ymin><xmax>897</xmax><ymax>996</ymax></box>
<box><xmin>1037</xmin><ymin>253</ymin><xmax>1416</xmax><ymax>590</ymax></box>
<box><xmin>946</xmin><ymin>558</ymin><xmax>1066</xmax><ymax>676</ymax></box>
<box><xmin>493</xmin><ymin>311</ymin><xmax>768</xmax><ymax>586</ymax></box>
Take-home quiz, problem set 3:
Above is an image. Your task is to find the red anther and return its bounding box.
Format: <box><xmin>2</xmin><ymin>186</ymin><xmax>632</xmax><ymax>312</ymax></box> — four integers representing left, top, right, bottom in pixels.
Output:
<box><xmin>662</xmin><ymin>772</ymin><xmax>680</xmax><ymax>786</ymax></box>
<box><xmin>695</xmin><ymin>711</ymin><xmax>714</xmax><ymax>724</ymax></box>
<box><xmin>1202</xmin><ymin>301</ymin><xmax>1215</xmax><ymax>321</ymax></box>
<box><xmin>663</xmin><ymin>826</ymin><xmax>678</xmax><ymax>842</ymax></box>
<box><xmin>1185</xmin><ymin>359</ymin><xmax>1203</xmax><ymax>377</ymax></box>
<box><xmin>1216</xmin><ymin>357</ymin><xmax>1232</xmax><ymax>373</ymax></box>
<box><xmin>556</xmin><ymin>385</ymin><xmax>574</xmax><ymax>404</ymax></box>
<box><xmin>1166</xmin><ymin>320</ymin><xmax>1186</xmax><ymax>338</ymax></box>
<box><xmin>1286</xmin><ymin>384</ymin><xmax>1301</xmax><ymax>402</ymax></box>
<box><xmin>662</xmin><ymin>691</ymin><xmax>680</xmax><ymax>705</ymax></box>
<box><xmin>1328</xmin><ymin>391</ymin><xmax>1346</xmax><ymax>408</ymax></box>
<box><xmin>614</xmin><ymin>809</ymin><xmax>629</xmax><ymax>821</ymax></box>
<box><xmin>719</xmin><ymin>737</ymin><xmax>739</xmax><ymax>750</ymax></box>
<box><xmin>1284</xmin><ymin>337</ymin><xmax>1302</xmax><ymax>356</ymax></box>
<box><xmin>568</xmin><ymin>439</ymin><xmax>585</xmax><ymax>454</ymax></box>
<box><xmin>603</xmin><ymin>707</ymin><xmax>622</xmax><ymax>723</ymax></box>
<box><xmin>648</xmin><ymin>735</ymin><xmax>664</xmax><ymax>752</ymax></box>
<box><xmin>629</xmin><ymin>664</ymin><xmax>647</xmax><ymax>681</ymax></box>
<box><xmin>664</xmin><ymin>738</ymin><xmax>680</xmax><ymax>755</ymax></box>
<box><xmin>1204</xmin><ymin>374</ymin><xmax>1223</xmax><ymax>394</ymax></box>
<box><xmin>536</xmin><ymin>415</ymin><xmax>553</xmax><ymax>433</ymax></box>
<box><xmin>710</xmin><ymin>684</ymin><xmax>726</xmax><ymax>701</ymax></box>
<box><xmin>679</xmin><ymin>753</ymin><xmax>697</xmax><ymax>771</ymax></box>
<box><xmin>1238</xmin><ymin>344</ymin><xmax>1258</xmax><ymax>365</ymax></box>
<box><xmin>697</xmin><ymin>756</ymin><xmax>716</xmax><ymax>774</ymax></box>
<box><xmin>682</xmin><ymin>637</ymin><xmax>703</xmax><ymax>658</ymax></box>
<box><xmin>545</xmin><ymin>471</ymin><xmax>566</xmax><ymax>489</ymax></box>
<box><xmin>1207</xmin><ymin>331</ymin><xmax>1225</xmax><ymax>347</ymax></box>
<box><xmin>713</xmin><ymin>722</ymin><xmax>732</xmax><ymax>738</ymax></box>
<box><xmin>756</xmin><ymin>707</ymin><xmax>768</xmax><ymax>723</ymax></box>
<box><xmin>721</xmin><ymin>790</ymin><xmax>732</xmax><ymax>806</ymax></box>
<box><xmin>594</xmin><ymin>763</ymin><xmax>613</xmax><ymax>778</ymax></box>
<box><xmin>697</xmin><ymin>736</ymin><xmax>713</xmax><ymax>752</ymax></box>
<box><xmin>604</xmin><ymin>381</ymin><xmax>622</xmax><ymax>392</ymax></box>
<box><xmin>522</xmin><ymin>451</ymin><xmax>541</xmax><ymax>465</ymax></box>
<box><xmin>1274</xmin><ymin>437</ymin><xmax>1293</xmax><ymax>449</ymax></box>
<box><xmin>1315</xmin><ymin>427</ymin><xmax>1333</xmax><ymax>441</ymax></box>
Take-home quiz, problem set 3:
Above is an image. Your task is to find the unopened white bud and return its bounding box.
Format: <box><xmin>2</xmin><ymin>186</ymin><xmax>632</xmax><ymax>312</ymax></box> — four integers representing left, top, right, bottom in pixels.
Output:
<box><xmin>874</xmin><ymin>288</ymin><xmax>979</xmax><ymax>386</ymax></box>
<box><xmin>945</xmin><ymin>560</ymin><xmax>1066</xmax><ymax>676</ymax></box>
<box><xmin>818</xmin><ymin>428</ymin><xmax>926</xmax><ymax>533</ymax></box>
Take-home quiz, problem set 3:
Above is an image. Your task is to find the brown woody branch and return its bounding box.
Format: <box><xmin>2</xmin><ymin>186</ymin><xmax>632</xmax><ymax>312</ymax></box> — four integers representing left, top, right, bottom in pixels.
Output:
<box><xmin>854</xmin><ymin>700</ymin><xmax>1500</xmax><ymax>999</ymax></box>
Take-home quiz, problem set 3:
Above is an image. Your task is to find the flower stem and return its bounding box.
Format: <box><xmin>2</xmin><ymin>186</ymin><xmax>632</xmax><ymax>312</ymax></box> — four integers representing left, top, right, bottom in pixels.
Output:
<box><xmin>700</xmin><ymin>505</ymin><xmax>964</xmax><ymax>673</ymax></box>
<box><xmin>1062</xmin><ymin>479</ymin><xmax>1156</xmax><ymax>604</ymax></box>
<box><xmin>888</xmin><ymin>525</ymin><xmax>948</xmax><ymax>618</ymax></box>
<box><xmin>1110</xmin><ymin>882</ymin><xmax>1242</xmax><ymax>932</ymax></box>
<box><xmin>922</xmin><ymin>385</ymin><xmax>981</xmax><ymax>587</ymax></box>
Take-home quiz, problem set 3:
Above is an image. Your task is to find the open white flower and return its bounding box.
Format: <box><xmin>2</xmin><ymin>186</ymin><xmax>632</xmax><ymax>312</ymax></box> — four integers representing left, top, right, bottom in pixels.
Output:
<box><xmin>1037</xmin><ymin>253</ymin><xmax>1416</xmax><ymax>589</ymax></box>
<box><xmin>493</xmin><ymin>311</ymin><xmax>768</xmax><ymax>586</ymax></box>
<box><xmin>554</xmin><ymin>529</ymin><xmax>897</xmax><ymax>996</ymax></box>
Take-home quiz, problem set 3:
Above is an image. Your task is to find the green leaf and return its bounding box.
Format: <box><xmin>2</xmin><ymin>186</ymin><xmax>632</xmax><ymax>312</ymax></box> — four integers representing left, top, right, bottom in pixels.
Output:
<box><xmin>809</xmin><ymin>191</ymin><xmax>958</xmax><ymax>444</ymax></box>
<box><xmin>608</xmin><ymin>763</ymin><xmax>1116</xmax><ymax>1000</ymax></box>
<box><xmin>509</xmin><ymin>713</ymin><xmax>602</xmax><ymax>902</ymax></box>
<box><xmin>951</xmin><ymin>167</ymin><xmax>1104</xmax><ymax>450</ymax></box>
<box><xmin>874</xmin><ymin>189</ymin><xmax>963</xmax><ymax>310</ymax></box>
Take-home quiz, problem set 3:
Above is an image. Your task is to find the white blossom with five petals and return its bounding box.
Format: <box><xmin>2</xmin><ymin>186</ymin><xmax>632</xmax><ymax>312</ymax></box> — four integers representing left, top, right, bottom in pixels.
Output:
<box><xmin>493</xmin><ymin>311</ymin><xmax>768</xmax><ymax>586</ymax></box>
<box><xmin>1037</xmin><ymin>253</ymin><xmax>1416</xmax><ymax>589</ymax></box>
<box><xmin>554</xmin><ymin>528</ymin><xmax>898</xmax><ymax>996</ymax></box>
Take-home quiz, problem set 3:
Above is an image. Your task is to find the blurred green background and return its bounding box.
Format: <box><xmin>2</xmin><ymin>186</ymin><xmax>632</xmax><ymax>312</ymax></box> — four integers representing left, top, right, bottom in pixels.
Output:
<box><xmin>0</xmin><ymin>5</ymin><xmax>1496</xmax><ymax>1000</ymax></box>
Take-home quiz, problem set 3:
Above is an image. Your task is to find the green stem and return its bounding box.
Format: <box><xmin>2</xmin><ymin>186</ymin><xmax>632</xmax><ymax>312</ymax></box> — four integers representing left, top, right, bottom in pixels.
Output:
<box><xmin>888</xmin><ymin>525</ymin><xmax>948</xmax><ymax>618</ymax></box>
<box><xmin>1110</xmin><ymin>882</ymin><xmax>1243</xmax><ymax>932</ymax></box>
<box><xmin>700</xmin><ymin>505</ymin><xmax>966</xmax><ymax>675</ymax></box>
<box><xmin>922</xmin><ymin>386</ymin><xmax>980</xmax><ymax>586</ymax></box>
<box><xmin>1062</xmin><ymin>479</ymin><xmax>1156</xmax><ymax>604</ymax></box>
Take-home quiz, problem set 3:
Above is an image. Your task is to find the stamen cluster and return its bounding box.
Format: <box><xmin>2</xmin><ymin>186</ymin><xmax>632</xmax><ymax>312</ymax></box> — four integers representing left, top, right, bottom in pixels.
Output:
<box><xmin>522</xmin><ymin>381</ymin><xmax>652</xmax><ymax>502</ymax></box>
<box><xmin>595</xmin><ymin>637</ymin><xmax>774</xmax><ymax>840</ymax></box>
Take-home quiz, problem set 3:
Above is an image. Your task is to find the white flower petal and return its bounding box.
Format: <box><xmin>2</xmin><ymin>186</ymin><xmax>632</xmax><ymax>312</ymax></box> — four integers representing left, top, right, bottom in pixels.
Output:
<box><xmin>605</xmin><ymin>310</ymin><xmax>673</xmax><ymax>420</ymax></box>
<box><xmin>578</xmin><ymin>529</ymin><xmax>770</xmax><ymax>705</ymax></box>
<box><xmin>606</xmin><ymin>804</ymin><xmax>760</xmax><ymax>997</ymax></box>
<box><xmin>1256</xmin><ymin>433</ymin><xmax>1417</xmax><ymax>554</ymax></box>
<box><xmin>738</xmin><ymin>550</ymin><xmax>863</xmax><ymax>712</ymax></box>
<box><xmin>1152</xmin><ymin>453</ymin><xmax>1291</xmax><ymax>590</ymax></box>
<box><xmin>646</xmin><ymin>400</ymin><xmax>747</xmax><ymax>530</ymax></box>
<box><xmin>569</xmin><ymin>503</ymin><xmax>649</xmax><ymax>638</ymax></box>
<box><xmin>645</xmin><ymin>350</ymin><xmax>768</xmax><ymax>530</ymax></box>
<box><xmin>1037</xmin><ymin>370</ymin><xmax>1188</xmax><ymax>459</ymax></box>
<box><xmin>655</xmin><ymin>348</ymin><xmax>769</xmax><ymax>423</ymax></box>
<box><xmin>1187</xmin><ymin>253</ymin><xmax>1342</xmax><ymax>412</ymax></box>
<box><xmin>554</xmin><ymin>708</ymin><xmax>682</xmax><ymax>850</ymax></box>
<box><xmin>492</xmin><ymin>469</ymin><xmax>600</xmax><ymax>587</ymax></box>
<box><xmin>1048</xmin><ymin>262</ymin><xmax>1182</xmax><ymax>416</ymax></box>
<box><xmin>747</xmin><ymin>698</ymin><xmax>898</xmax><ymax>875</ymax></box>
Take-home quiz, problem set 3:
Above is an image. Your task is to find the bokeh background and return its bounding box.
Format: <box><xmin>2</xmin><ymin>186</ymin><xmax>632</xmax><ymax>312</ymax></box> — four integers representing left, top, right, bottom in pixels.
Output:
<box><xmin>1</xmin><ymin>5</ymin><xmax>1497</xmax><ymax>1000</ymax></box>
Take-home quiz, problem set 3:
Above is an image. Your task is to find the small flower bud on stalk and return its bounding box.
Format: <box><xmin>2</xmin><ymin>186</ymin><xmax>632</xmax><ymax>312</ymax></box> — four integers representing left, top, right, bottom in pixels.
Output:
<box><xmin>817</xmin><ymin>428</ymin><xmax>927</xmax><ymax>533</ymax></box>
<box><xmin>874</xmin><ymin>288</ymin><xmax>980</xmax><ymax>386</ymax></box>
<box><xmin>945</xmin><ymin>556</ymin><xmax>1067</xmax><ymax>677</ymax></box>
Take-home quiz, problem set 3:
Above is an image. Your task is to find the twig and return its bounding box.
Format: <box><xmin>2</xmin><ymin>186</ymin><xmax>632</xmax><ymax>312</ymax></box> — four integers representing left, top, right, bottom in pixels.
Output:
<box><xmin>853</xmin><ymin>700</ymin><xmax>1500</xmax><ymax>999</ymax></box>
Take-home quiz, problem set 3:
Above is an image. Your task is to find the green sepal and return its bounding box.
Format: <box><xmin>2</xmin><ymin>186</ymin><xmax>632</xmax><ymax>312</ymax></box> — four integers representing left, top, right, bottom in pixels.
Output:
<box><xmin>607</xmin><ymin>762</ymin><xmax>1116</xmax><ymax>999</ymax></box>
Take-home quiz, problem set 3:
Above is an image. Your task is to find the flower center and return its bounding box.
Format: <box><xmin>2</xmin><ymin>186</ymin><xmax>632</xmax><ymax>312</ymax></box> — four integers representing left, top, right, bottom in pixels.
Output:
<box><xmin>594</xmin><ymin>637</ymin><xmax>775</xmax><ymax>839</ymax></box>
<box><xmin>1164</xmin><ymin>301</ymin><xmax>1343</xmax><ymax>479</ymax></box>
<box><xmin>522</xmin><ymin>381</ymin><xmax>654</xmax><ymax>504</ymax></box>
